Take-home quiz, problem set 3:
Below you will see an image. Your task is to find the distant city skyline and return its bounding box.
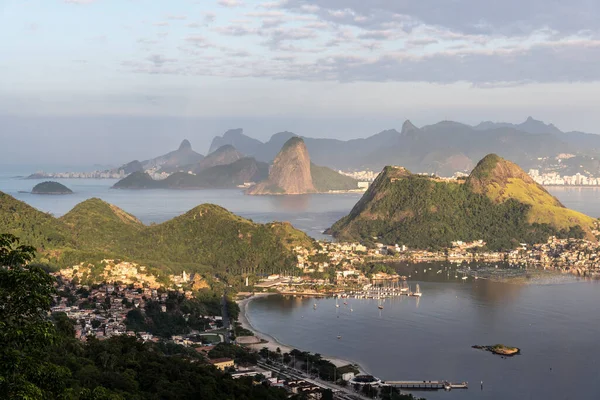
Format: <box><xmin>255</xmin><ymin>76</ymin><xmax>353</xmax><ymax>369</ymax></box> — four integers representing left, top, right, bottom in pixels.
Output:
<box><xmin>1</xmin><ymin>0</ymin><xmax>599</xmax><ymax>165</ymax></box>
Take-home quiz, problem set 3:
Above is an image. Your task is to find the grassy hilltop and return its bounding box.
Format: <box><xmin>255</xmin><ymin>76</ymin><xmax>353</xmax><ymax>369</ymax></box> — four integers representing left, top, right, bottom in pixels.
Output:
<box><xmin>0</xmin><ymin>192</ymin><xmax>314</xmax><ymax>274</ymax></box>
<box><xmin>328</xmin><ymin>154</ymin><xmax>594</xmax><ymax>250</ymax></box>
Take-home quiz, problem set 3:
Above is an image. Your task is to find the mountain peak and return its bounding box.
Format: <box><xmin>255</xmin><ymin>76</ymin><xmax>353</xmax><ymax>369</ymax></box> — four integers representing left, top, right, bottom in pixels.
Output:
<box><xmin>281</xmin><ymin>136</ymin><xmax>305</xmax><ymax>151</ymax></box>
<box><xmin>401</xmin><ymin>120</ymin><xmax>419</xmax><ymax>135</ymax></box>
<box><xmin>179</xmin><ymin>139</ymin><xmax>192</xmax><ymax>150</ymax></box>
<box><xmin>223</xmin><ymin>128</ymin><xmax>244</xmax><ymax>138</ymax></box>
<box><xmin>247</xmin><ymin>136</ymin><xmax>315</xmax><ymax>195</ymax></box>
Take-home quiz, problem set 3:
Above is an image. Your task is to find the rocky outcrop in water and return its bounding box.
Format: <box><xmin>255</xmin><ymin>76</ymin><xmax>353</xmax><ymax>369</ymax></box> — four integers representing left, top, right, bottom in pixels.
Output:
<box><xmin>246</xmin><ymin>137</ymin><xmax>316</xmax><ymax>195</ymax></box>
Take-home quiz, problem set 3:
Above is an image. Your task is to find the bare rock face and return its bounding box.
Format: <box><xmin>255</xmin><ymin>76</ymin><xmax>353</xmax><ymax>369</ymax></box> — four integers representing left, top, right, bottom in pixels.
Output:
<box><xmin>246</xmin><ymin>137</ymin><xmax>316</xmax><ymax>195</ymax></box>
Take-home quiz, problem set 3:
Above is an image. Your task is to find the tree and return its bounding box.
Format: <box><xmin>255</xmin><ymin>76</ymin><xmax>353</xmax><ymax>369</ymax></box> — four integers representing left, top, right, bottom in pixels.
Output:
<box><xmin>0</xmin><ymin>233</ymin><xmax>68</xmax><ymax>398</ymax></box>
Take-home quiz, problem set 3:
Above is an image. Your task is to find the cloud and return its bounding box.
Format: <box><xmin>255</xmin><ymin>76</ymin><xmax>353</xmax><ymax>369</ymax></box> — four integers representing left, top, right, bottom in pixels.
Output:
<box><xmin>305</xmin><ymin>41</ymin><xmax>600</xmax><ymax>84</ymax></box>
<box><xmin>357</xmin><ymin>30</ymin><xmax>399</xmax><ymax>41</ymax></box>
<box><xmin>146</xmin><ymin>54</ymin><xmax>177</xmax><ymax>67</ymax></box>
<box><xmin>64</xmin><ymin>0</ymin><xmax>95</xmax><ymax>4</ymax></box>
<box><xmin>203</xmin><ymin>12</ymin><xmax>217</xmax><ymax>24</ymax></box>
<box><xmin>218</xmin><ymin>0</ymin><xmax>245</xmax><ymax>8</ymax></box>
<box><xmin>279</xmin><ymin>0</ymin><xmax>600</xmax><ymax>36</ymax></box>
<box><xmin>214</xmin><ymin>25</ymin><xmax>257</xmax><ymax>36</ymax></box>
<box><xmin>185</xmin><ymin>35</ymin><xmax>213</xmax><ymax>48</ymax></box>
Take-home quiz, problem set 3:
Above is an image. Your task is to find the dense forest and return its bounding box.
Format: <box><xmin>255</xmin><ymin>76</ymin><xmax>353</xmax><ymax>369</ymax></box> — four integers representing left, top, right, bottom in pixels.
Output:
<box><xmin>0</xmin><ymin>191</ymin><xmax>314</xmax><ymax>275</ymax></box>
<box><xmin>329</xmin><ymin>164</ymin><xmax>587</xmax><ymax>250</ymax></box>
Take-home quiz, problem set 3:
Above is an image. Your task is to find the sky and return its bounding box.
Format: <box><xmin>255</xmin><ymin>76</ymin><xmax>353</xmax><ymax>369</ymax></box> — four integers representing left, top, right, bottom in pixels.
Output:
<box><xmin>1</xmin><ymin>0</ymin><xmax>600</xmax><ymax>166</ymax></box>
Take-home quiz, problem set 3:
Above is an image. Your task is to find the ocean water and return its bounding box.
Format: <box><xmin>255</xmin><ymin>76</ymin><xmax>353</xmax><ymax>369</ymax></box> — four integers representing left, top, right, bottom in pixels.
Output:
<box><xmin>247</xmin><ymin>274</ymin><xmax>600</xmax><ymax>400</ymax></box>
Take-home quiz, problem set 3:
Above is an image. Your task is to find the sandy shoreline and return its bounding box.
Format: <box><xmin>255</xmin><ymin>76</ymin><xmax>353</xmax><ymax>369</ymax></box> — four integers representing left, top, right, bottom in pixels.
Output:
<box><xmin>236</xmin><ymin>293</ymin><xmax>367</xmax><ymax>374</ymax></box>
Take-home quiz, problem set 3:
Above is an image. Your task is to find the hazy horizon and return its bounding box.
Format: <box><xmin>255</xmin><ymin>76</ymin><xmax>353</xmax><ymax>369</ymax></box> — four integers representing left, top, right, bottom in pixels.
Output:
<box><xmin>2</xmin><ymin>0</ymin><xmax>600</xmax><ymax>166</ymax></box>
<box><xmin>2</xmin><ymin>113</ymin><xmax>595</xmax><ymax>168</ymax></box>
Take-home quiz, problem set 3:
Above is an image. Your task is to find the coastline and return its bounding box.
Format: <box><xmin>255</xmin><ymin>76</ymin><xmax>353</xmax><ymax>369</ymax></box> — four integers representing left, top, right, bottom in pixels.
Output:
<box><xmin>236</xmin><ymin>293</ymin><xmax>368</xmax><ymax>374</ymax></box>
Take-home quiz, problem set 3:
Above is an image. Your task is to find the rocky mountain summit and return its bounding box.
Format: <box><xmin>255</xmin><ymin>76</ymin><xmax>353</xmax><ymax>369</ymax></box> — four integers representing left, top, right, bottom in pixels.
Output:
<box><xmin>246</xmin><ymin>137</ymin><xmax>316</xmax><ymax>195</ymax></box>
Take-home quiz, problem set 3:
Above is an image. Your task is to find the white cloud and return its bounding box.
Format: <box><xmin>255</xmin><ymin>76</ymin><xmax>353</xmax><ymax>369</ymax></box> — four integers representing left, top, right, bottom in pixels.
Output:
<box><xmin>218</xmin><ymin>0</ymin><xmax>245</xmax><ymax>8</ymax></box>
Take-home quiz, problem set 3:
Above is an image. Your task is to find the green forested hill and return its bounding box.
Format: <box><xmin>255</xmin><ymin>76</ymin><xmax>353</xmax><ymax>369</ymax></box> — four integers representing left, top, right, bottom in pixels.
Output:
<box><xmin>0</xmin><ymin>191</ymin><xmax>72</xmax><ymax>250</ymax></box>
<box><xmin>0</xmin><ymin>192</ymin><xmax>313</xmax><ymax>274</ymax></box>
<box><xmin>310</xmin><ymin>163</ymin><xmax>358</xmax><ymax>191</ymax></box>
<box><xmin>328</xmin><ymin>155</ymin><xmax>593</xmax><ymax>250</ymax></box>
<box><xmin>31</xmin><ymin>181</ymin><xmax>73</xmax><ymax>194</ymax></box>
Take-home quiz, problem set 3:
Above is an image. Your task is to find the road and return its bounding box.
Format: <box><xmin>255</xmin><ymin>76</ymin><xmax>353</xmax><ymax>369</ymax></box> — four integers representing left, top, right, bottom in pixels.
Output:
<box><xmin>257</xmin><ymin>360</ymin><xmax>370</xmax><ymax>400</ymax></box>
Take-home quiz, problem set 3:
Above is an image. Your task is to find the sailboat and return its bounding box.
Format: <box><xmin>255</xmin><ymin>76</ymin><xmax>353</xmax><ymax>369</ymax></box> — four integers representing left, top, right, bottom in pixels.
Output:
<box><xmin>336</xmin><ymin>298</ymin><xmax>340</xmax><ymax>308</ymax></box>
<box><xmin>377</xmin><ymin>297</ymin><xmax>384</xmax><ymax>310</ymax></box>
<box><xmin>313</xmin><ymin>303</ymin><xmax>317</xmax><ymax>310</ymax></box>
<box><xmin>400</xmin><ymin>281</ymin><xmax>409</xmax><ymax>293</ymax></box>
<box><xmin>412</xmin><ymin>284</ymin><xmax>422</xmax><ymax>297</ymax></box>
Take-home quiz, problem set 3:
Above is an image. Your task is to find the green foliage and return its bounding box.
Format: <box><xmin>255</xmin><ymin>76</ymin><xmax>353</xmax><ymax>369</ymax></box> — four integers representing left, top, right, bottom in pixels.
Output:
<box><xmin>0</xmin><ymin>193</ymin><xmax>312</xmax><ymax>277</ymax></box>
<box><xmin>126</xmin><ymin>292</ymin><xmax>224</xmax><ymax>338</ymax></box>
<box><xmin>209</xmin><ymin>343</ymin><xmax>258</xmax><ymax>365</ymax></box>
<box><xmin>31</xmin><ymin>181</ymin><xmax>73</xmax><ymax>194</ymax></box>
<box><xmin>468</xmin><ymin>154</ymin><xmax>501</xmax><ymax>180</ymax></box>
<box><xmin>0</xmin><ymin>192</ymin><xmax>72</xmax><ymax>250</ymax></box>
<box><xmin>330</xmin><ymin>171</ymin><xmax>585</xmax><ymax>251</ymax></box>
<box><xmin>0</xmin><ymin>236</ymin><xmax>67</xmax><ymax>399</ymax></box>
<box><xmin>310</xmin><ymin>164</ymin><xmax>358</xmax><ymax>191</ymax></box>
<box><xmin>112</xmin><ymin>172</ymin><xmax>162</xmax><ymax>189</ymax></box>
<box><xmin>0</xmin><ymin>234</ymin><xmax>297</xmax><ymax>400</ymax></box>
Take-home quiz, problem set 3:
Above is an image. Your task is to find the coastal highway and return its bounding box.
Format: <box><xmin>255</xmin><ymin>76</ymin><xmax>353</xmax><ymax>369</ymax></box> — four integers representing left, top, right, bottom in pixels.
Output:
<box><xmin>257</xmin><ymin>360</ymin><xmax>370</xmax><ymax>400</ymax></box>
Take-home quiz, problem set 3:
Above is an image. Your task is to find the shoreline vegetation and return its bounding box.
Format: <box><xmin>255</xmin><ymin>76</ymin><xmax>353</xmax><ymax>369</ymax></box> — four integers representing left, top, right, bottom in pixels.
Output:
<box><xmin>236</xmin><ymin>293</ymin><xmax>368</xmax><ymax>374</ymax></box>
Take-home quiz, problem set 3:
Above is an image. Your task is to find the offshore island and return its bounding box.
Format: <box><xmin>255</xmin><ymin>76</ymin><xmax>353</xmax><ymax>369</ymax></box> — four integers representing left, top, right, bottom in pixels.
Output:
<box><xmin>31</xmin><ymin>181</ymin><xmax>73</xmax><ymax>195</ymax></box>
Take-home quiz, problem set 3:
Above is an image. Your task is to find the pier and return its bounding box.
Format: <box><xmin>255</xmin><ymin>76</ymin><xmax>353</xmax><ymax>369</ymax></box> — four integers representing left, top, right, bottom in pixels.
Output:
<box><xmin>384</xmin><ymin>380</ymin><xmax>468</xmax><ymax>391</ymax></box>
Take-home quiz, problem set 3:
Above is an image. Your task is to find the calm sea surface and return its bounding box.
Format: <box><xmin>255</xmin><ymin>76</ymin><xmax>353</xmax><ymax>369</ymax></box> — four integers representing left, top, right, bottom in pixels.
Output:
<box><xmin>2</xmin><ymin>170</ymin><xmax>600</xmax><ymax>399</ymax></box>
<box><xmin>247</xmin><ymin>276</ymin><xmax>600</xmax><ymax>400</ymax></box>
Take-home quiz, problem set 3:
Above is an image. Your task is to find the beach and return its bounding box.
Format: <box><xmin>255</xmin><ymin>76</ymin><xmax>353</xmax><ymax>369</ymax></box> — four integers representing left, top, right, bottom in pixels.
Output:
<box><xmin>236</xmin><ymin>293</ymin><xmax>367</xmax><ymax>373</ymax></box>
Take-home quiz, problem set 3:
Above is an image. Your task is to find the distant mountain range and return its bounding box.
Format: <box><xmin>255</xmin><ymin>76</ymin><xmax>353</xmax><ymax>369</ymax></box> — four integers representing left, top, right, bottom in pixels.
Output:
<box><xmin>114</xmin><ymin>137</ymin><xmax>358</xmax><ymax>192</ymax></box>
<box><xmin>31</xmin><ymin>117</ymin><xmax>600</xmax><ymax>181</ymax></box>
<box><xmin>208</xmin><ymin>117</ymin><xmax>600</xmax><ymax>176</ymax></box>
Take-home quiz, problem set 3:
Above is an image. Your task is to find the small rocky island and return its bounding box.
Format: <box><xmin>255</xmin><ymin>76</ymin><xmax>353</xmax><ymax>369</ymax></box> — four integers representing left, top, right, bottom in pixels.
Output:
<box><xmin>472</xmin><ymin>344</ymin><xmax>520</xmax><ymax>356</ymax></box>
<box><xmin>31</xmin><ymin>181</ymin><xmax>73</xmax><ymax>195</ymax></box>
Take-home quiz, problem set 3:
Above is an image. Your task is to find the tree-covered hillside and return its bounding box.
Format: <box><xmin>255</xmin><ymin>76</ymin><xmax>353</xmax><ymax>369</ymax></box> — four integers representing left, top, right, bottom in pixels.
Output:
<box><xmin>328</xmin><ymin>155</ymin><xmax>593</xmax><ymax>250</ymax></box>
<box><xmin>0</xmin><ymin>192</ymin><xmax>314</xmax><ymax>274</ymax></box>
<box><xmin>310</xmin><ymin>164</ymin><xmax>358</xmax><ymax>191</ymax></box>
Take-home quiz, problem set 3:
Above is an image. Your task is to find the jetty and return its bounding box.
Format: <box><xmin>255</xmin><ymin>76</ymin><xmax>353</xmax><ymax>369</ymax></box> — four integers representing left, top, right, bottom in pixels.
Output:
<box><xmin>384</xmin><ymin>380</ymin><xmax>468</xmax><ymax>391</ymax></box>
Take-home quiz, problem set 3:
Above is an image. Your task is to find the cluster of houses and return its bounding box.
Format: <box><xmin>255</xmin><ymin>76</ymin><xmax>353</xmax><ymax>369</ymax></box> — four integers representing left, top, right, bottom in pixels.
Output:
<box><xmin>50</xmin><ymin>278</ymin><xmax>220</xmax><ymax>341</ymax></box>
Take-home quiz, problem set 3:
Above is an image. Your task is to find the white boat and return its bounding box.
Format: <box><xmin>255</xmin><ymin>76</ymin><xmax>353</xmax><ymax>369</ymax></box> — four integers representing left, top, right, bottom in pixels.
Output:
<box><xmin>461</xmin><ymin>276</ymin><xmax>468</xmax><ymax>280</ymax></box>
<box><xmin>412</xmin><ymin>284</ymin><xmax>422</xmax><ymax>297</ymax></box>
<box><xmin>335</xmin><ymin>298</ymin><xmax>340</xmax><ymax>308</ymax></box>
